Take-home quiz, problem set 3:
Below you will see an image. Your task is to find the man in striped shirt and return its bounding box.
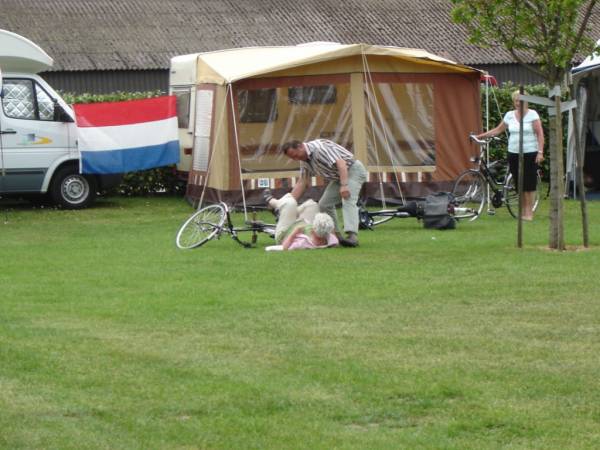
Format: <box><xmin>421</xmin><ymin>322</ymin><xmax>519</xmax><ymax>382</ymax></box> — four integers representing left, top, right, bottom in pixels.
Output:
<box><xmin>281</xmin><ymin>139</ymin><xmax>368</xmax><ymax>247</ymax></box>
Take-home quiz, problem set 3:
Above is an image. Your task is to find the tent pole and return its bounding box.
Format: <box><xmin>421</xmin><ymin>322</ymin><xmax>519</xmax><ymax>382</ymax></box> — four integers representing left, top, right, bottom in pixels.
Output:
<box><xmin>361</xmin><ymin>51</ymin><xmax>405</xmax><ymax>205</ymax></box>
<box><xmin>361</xmin><ymin>52</ymin><xmax>386</xmax><ymax>207</ymax></box>
<box><xmin>228</xmin><ymin>83</ymin><xmax>248</xmax><ymax>220</ymax></box>
<box><xmin>485</xmin><ymin>75</ymin><xmax>493</xmax><ymax>214</ymax></box>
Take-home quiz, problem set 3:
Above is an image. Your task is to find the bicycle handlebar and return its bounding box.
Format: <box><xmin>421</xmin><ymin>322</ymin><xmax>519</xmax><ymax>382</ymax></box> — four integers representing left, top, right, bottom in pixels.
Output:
<box><xmin>469</xmin><ymin>133</ymin><xmax>502</xmax><ymax>145</ymax></box>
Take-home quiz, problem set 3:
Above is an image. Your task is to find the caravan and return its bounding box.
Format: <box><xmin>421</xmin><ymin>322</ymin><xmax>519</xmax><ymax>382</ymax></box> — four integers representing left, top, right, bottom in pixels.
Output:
<box><xmin>0</xmin><ymin>29</ymin><xmax>120</xmax><ymax>208</ymax></box>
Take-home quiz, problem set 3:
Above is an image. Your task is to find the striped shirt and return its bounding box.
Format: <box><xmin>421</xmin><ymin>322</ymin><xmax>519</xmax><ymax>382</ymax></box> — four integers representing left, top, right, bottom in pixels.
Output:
<box><xmin>300</xmin><ymin>139</ymin><xmax>355</xmax><ymax>181</ymax></box>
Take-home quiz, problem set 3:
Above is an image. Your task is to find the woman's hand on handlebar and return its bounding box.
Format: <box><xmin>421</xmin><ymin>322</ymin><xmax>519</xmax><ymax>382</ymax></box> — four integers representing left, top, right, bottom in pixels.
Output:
<box><xmin>469</xmin><ymin>133</ymin><xmax>486</xmax><ymax>145</ymax></box>
<box><xmin>469</xmin><ymin>133</ymin><xmax>501</xmax><ymax>145</ymax></box>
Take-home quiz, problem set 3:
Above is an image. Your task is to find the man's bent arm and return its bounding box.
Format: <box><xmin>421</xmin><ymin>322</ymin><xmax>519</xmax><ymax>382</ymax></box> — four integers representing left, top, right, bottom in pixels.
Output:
<box><xmin>336</xmin><ymin>159</ymin><xmax>351</xmax><ymax>199</ymax></box>
<box><xmin>336</xmin><ymin>159</ymin><xmax>349</xmax><ymax>186</ymax></box>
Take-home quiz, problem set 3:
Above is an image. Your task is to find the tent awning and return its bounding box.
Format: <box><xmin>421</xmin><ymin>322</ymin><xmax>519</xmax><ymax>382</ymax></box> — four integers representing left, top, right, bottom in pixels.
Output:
<box><xmin>178</xmin><ymin>43</ymin><xmax>479</xmax><ymax>85</ymax></box>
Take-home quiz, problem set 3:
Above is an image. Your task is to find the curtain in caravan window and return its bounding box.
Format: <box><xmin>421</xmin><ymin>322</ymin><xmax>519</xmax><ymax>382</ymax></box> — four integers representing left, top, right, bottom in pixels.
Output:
<box><xmin>193</xmin><ymin>89</ymin><xmax>213</xmax><ymax>172</ymax></box>
<box><xmin>234</xmin><ymin>79</ymin><xmax>352</xmax><ymax>174</ymax></box>
<box><xmin>366</xmin><ymin>82</ymin><xmax>435</xmax><ymax>168</ymax></box>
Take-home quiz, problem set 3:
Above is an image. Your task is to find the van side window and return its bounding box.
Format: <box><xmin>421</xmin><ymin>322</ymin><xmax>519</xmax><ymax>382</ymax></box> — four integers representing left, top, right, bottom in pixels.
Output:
<box><xmin>2</xmin><ymin>79</ymin><xmax>36</xmax><ymax>120</ymax></box>
<box><xmin>36</xmin><ymin>84</ymin><xmax>55</xmax><ymax>120</ymax></box>
<box><xmin>2</xmin><ymin>78</ymin><xmax>56</xmax><ymax>121</ymax></box>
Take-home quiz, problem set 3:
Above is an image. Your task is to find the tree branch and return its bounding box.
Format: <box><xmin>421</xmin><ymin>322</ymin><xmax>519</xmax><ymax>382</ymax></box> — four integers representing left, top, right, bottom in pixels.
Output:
<box><xmin>568</xmin><ymin>0</ymin><xmax>598</xmax><ymax>58</ymax></box>
<box><xmin>506</xmin><ymin>48</ymin><xmax>546</xmax><ymax>78</ymax></box>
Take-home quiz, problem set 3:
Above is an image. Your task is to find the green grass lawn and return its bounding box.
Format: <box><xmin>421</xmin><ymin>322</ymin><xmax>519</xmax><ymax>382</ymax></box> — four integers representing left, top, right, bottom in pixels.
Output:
<box><xmin>1</xmin><ymin>196</ymin><xmax>600</xmax><ymax>449</ymax></box>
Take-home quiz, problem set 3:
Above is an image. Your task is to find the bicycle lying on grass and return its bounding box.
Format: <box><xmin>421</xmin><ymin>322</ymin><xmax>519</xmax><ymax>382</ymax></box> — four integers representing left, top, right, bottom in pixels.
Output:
<box><xmin>358</xmin><ymin>193</ymin><xmax>479</xmax><ymax>230</ymax></box>
<box><xmin>451</xmin><ymin>134</ymin><xmax>542</xmax><ymax>221</ymax></box>
<box><xmin>176</xmin><ymin>202</ymin><xmax>275</xmax><ymax>249</ymax></box>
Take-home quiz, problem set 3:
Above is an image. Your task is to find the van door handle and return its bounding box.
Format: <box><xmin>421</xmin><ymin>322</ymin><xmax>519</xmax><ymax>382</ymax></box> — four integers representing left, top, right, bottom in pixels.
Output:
<box><xmin>0</xmin><ymin>130</ymin><xmax>17</xmax><ymax>134</ymax></box>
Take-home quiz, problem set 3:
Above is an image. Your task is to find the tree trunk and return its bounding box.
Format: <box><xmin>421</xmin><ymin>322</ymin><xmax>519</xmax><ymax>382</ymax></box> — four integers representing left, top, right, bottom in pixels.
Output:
<box><xmin>548</xmin><ymin>95</ymin><xmax>565</xmax><ymax>250</ymax></box>
<box><xmin>517</xmin><ymin>86</ymin><xmax>524</xmax><ymax>248</ymax></box>
<box><xmin>571</xmin><ymin>85</ymin><xmax>590</xmax><ymax>248</ymax></box>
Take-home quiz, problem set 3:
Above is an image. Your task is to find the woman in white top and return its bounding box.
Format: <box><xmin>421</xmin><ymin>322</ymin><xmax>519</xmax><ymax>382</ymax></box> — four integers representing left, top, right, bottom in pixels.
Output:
<box><xmin>475</xmin><ymin>90</ymin><xmax>545</xmax><ymax>221</ymax></box>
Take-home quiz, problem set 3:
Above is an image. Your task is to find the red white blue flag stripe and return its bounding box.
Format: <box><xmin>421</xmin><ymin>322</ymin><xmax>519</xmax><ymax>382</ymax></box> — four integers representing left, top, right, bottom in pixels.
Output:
<box><xmin>74</xmin><ymin>96</ymin><xmax>179</xmax><ymax>174</ymax></box>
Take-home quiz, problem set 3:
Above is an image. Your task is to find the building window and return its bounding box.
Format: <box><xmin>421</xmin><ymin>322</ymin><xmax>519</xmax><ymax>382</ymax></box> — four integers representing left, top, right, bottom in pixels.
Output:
<box><xmin>288</xmin><ymin>85</ymin><xmax>336</xmax><ymax>104</ymax></box>
<box><xmin>238</xmin><ymin>89</ymin><xmax>277</xmax><ymax>123</ymax></box>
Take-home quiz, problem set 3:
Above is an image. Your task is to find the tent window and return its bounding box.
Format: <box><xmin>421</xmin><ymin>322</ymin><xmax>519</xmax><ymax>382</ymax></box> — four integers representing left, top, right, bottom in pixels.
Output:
<box><xmin>236</xmin><ymin>82</ymin><xmax>352</xmax><ymax>174</ymax></box>
<box><xmin>238</xmin><ymin>88</ymin><xmax>277</xmax><ymax>123</ymax></box>
<box><xmin>288</xmin><ymin>85</ymin><xmax>337</xmax><ymax>104</ymax></box>
<box><xmin>366</xmin><ymin>82</ymin><xmax>435</xmax><ymax>167</ymax></box>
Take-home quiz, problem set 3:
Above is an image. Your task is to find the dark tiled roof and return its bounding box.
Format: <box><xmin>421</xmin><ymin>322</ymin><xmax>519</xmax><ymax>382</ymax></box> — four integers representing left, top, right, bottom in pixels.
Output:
<box><xmin>0</xmin><ymin>0</ymin><xmax>598</xmax><ymax>71</ymax></box>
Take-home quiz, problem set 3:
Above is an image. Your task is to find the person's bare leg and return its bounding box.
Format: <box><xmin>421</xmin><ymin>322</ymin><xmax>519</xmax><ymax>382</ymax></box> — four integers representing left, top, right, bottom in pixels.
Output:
<box><xmin>522</xmin><ymin>191</ymin><xmax>534</xmax><ymax>220</ymax></box>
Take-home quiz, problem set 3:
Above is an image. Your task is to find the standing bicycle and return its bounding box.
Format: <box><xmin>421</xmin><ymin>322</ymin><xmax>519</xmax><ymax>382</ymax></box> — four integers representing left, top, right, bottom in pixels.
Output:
<box><xmin>452</xmin><ymin>134</ymin><xmax>542</xmax><ymax>220</ymax></box>
<box><xmin>467</xmin><ymin>89</ymin><xmax>545</xmax><ymax>221</ymax></box>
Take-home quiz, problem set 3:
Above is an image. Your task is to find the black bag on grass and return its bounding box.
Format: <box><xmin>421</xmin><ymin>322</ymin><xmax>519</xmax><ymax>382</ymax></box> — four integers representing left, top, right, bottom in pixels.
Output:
<box><xmin>422</xmin><ymin>192</ymin><xmax>456</xmax><ymax>230</ymax></box>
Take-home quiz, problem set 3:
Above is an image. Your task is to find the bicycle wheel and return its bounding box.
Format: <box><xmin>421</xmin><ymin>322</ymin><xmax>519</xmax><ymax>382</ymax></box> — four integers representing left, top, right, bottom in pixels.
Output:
<box><xmin>175</xmin><ymin>204</ymin><xmax>226</xmax><ymax>249</ymax></box>
<box><xmin>452</xmin><ymin>170</ymin><xmax>486</xmax><ymax>221</ymax></box>
<box><xmin>371</xmin><ymin>210</ymin><xmax>396</xmax><ymax>226</ymax></box>
<box><xmin>359</xmin><ymin>207</ymin><xmax>395</xmax><ymax>229</ymax></box>
<box><xmin>504</xmin><ymin>171</ymin><xmax>543</xmax><ymax>219</ymax></box>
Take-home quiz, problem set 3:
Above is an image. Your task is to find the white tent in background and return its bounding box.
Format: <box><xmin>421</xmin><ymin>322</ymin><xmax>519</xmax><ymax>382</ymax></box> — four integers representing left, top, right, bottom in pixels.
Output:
<box><xmin>566</xmin><ymin>40</ymin><xmax>600</xmax><ymax>198</ymax></box>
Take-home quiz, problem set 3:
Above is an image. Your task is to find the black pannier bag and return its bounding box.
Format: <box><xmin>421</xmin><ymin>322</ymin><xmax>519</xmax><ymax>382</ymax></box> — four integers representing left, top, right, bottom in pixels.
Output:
<box><xmin>422</xmin><ymin>192</ymin><xmax>456</xmax><ymax>230</ymax></box>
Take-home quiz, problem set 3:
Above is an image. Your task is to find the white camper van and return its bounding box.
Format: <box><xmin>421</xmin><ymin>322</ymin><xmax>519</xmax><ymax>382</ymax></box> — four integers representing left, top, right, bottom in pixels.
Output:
<box><xmin>0</xmin><ymin>30</ymin><xmax>120</xmax><ymax>208</ymax></box>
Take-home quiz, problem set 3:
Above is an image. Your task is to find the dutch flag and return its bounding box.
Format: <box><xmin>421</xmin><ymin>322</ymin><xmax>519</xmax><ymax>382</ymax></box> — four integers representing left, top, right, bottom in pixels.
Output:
<box><xmin>74</xmin><ymin>96</ymin><xmax>180</xmax><ymax>174</ymax></box>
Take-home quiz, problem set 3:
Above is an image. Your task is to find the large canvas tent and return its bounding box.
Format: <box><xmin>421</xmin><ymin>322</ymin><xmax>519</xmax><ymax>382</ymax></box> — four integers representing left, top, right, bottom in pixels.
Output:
<box><xmin>567</xmin><ymin>41</ymin><xmax>600</xmax><ymax>197</ymax></box>
<box><xmin>169</xmin><ymin>43</ymin><xmax>482</xmax><ymax>206</ymax></box>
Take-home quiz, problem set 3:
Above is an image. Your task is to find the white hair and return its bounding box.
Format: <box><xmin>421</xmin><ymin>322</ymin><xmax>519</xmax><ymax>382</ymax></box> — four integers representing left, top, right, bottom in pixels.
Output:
<box><xmin>312</xmin><ymin>213</ymin><xmax>335</xmax><ymax>238</ymax></box>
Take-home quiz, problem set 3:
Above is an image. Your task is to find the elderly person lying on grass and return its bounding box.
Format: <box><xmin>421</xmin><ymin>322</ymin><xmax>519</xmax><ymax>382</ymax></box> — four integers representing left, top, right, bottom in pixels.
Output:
<box><xmin>264</xmin><ymin>190</ymin><xmax>339</xmax><ymax>251</ymax></box>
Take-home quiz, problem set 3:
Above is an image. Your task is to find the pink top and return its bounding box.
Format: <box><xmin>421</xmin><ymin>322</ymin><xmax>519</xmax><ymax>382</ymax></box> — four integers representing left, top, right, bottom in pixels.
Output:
<box><xmin>287</xmin><ymin>232</ymin><xmax>339</xmax><ymax>250</ymax></box>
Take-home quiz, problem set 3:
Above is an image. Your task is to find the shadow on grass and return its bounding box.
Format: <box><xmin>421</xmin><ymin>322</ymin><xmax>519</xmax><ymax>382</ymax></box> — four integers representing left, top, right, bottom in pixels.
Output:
<box><xmin>0</xmin><ymin>195</ymin><xmax>122</xmax><ymax>211</ymax></box>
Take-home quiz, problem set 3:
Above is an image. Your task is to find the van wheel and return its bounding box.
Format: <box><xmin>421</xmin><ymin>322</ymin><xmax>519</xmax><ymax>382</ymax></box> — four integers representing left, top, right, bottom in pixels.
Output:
<box><xmin>50</xmin><ymin>167</ymin><xmax>97</xmax><ymax>209</ymax></box>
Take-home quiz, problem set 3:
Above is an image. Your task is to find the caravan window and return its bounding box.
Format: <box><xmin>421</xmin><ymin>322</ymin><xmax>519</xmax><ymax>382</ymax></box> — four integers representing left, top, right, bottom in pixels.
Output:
<box><xmin>238</xmin><ymin>89</ymin><xmax>277</xmax><ymax>123</ymax></box>
<box><xmin>288</xmin><ymin>85</ymin><xmax>336</xmax><ymax>104</ymax></box>
<box><xmin>2</xmin><ymin>78</ymin><xmax>57</xmax><ymax>121</ymax></box>
<box><xmin>173</xmin><ymin>88</ymin><xmax>191</xmax><ymax>129</ymax></box>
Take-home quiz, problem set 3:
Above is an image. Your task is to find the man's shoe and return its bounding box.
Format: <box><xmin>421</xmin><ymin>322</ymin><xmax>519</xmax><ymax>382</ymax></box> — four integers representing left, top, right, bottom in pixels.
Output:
<box><xmin>339</xmin><ymin>232</ymin><xmax>359</xmax><ymax>247</ymax></box>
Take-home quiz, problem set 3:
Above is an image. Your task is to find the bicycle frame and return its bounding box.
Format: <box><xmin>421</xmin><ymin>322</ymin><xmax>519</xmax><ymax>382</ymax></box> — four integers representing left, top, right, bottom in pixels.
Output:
<box><xmin>466</xmin><ymin>134</ymin><xmax>517</xmax><ymax>208</ymax></box>
<box><xmin>470</xmin><ymin>148</ymin><xmax>509</xmax><ymax>203</ymax></box>
<box><xmin>359</xmin><ymin>196</ymin><xmax>472</xmax><ymax>229</ymax></box>
<box><xmin>219</xmin><ymin>203</ymin><xmax>276</xmax><ymax>248</ymax></box>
